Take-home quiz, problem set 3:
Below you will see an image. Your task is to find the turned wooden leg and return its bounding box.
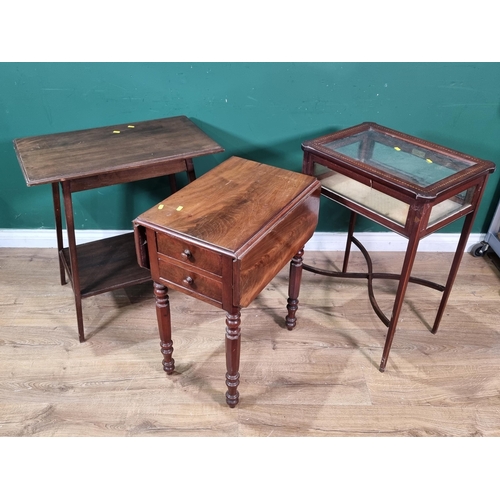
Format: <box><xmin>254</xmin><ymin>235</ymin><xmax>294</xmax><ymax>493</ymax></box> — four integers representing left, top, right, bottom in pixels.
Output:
<box><xmin>286</xmin><ymin>248</ymin><xmax>304</xmax><ymax>330</ymax></box>
<box><xmin>154</xmin><ymin>282</ymin><xmax>175</xmax><ymax>374</ymax></box>
<box><xmin>225</xmin><ymin>308</ymin><xmax>241</xmax><ymax>408</ymax></box>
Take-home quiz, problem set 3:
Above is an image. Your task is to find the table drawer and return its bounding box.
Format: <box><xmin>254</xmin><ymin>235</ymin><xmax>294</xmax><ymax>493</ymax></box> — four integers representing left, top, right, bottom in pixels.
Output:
<box><xmin>156</xmin><ymin>233</ymin><xmax>222</xmax><ymax>276</ymax></box>
<box><xmin>157</xmin><ymin>257</ymin><xmax>223</xmax><ymax>304</ymax></box>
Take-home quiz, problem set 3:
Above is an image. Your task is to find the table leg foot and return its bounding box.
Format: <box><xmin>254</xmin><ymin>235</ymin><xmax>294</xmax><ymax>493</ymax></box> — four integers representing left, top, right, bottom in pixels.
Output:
<box><xmin>225</xmin><ymin>374</ymin><xmax>240</xmax><ymax>408</ymax></box>
<box><xmin>286</xmin><ymin>248</ymin><xmax>304</xmax><ymax>331</ymax></box>
<box><xmin>74</xmin><ymin>296</ymin><xmax>85</xmax><ymax>343</ymax></box>
<box><xmin>225</xmin><ymin>309</ymin><xmax>241</xmax><ymax>408</ymax></box>
<box><xmin>161</xmin><ymin>340</ymin><xmax>175</xmax><ymax>375</ymax></box>
<box><xmin>154</xmin><ymin>282</ymin><xmax>175</xmax><ymax>375</ymax></box>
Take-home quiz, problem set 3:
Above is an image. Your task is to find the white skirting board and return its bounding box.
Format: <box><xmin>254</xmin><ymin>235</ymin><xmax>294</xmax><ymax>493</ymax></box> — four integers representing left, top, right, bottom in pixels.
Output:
<box><xmin>0</xmin><ymin>229</ymin><xmax>486</xmax><ymax>253</ymax></box>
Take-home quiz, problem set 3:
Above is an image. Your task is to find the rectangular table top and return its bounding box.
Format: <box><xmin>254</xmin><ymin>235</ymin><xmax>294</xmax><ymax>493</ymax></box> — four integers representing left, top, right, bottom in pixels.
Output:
<box><xmin>134</xmin><ymin>155</ymin><xmax>320</xmax><ymax>255</ymax></box>
<box><xmin>302</xmin><ymin>122</ymin><xmax>495</xmax><ymax>199</ymax></box>
<box><xmin>14</xmin><ymin>115</ymin><xmax>224</xmax><ymax>186</ymax></box>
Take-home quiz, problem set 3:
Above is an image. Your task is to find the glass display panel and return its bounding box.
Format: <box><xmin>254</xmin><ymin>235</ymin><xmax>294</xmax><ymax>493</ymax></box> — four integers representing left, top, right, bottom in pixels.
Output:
<box><xmin>427</xmin><ymin>189</ymin><xmax>473</xmax><ymax>228</ymax></box>
<box><xmin>323</xmin><ymin>130</ymin><xmax>475</xmax><ymax>188</ymax></box>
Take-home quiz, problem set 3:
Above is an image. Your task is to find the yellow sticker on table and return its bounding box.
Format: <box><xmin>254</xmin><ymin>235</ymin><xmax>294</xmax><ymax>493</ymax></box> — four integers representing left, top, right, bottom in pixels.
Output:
<box><xmin>113</xmin><ymin>130</ymin><xmax>120</xmax><ymax>134</ymax></box>
<box><xmin>394</xmin><ymin>147</ymin><xmax>401</xmax><ymax>151</ymax></box>
<box><xmin>176</xmin><ymin>206</ymin><xmax>183</xmax><ymax>211</ymax></box>
<box><xmin>158</xmin><ymin>204</ymin><xmax>164</xmax><ymax>210</ymax></box>
<box><xmin>426</xmin><ymin>158</ymin><xmax>433</xmax><ymax>163</ymax></box>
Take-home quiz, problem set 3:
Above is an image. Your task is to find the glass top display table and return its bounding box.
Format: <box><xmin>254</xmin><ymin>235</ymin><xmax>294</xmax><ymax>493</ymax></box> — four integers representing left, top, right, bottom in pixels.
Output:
<box><xmin>302</xmin><ymin>122</ymin><xmax>495</xmax><ymax>372</ymax></box>
<box><xmin>14</xmin><ymin>116</ymin><xmax>224</xmax><ymax>342</ymax></box>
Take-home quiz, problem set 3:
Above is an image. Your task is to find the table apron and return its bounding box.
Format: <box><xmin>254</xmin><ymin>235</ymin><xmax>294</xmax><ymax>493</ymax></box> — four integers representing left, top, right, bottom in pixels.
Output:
<box><xmin>66</xmin><ymin>159</ymin><xmax>188</xmax><ymax>192</ymax></box>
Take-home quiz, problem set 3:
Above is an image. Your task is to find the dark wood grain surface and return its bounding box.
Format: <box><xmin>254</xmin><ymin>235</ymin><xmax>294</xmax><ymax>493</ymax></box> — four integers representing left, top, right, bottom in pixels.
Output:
<box><xmin>14</xmin><ymin>115</ymin><xmax>224</xmax><ymax>186</ymax></box>
<box><xmin>136</xmin><ymin>156</ymin><xmax>319</xmax><ymax>254</ymax></box>
<box><xmin>60</xmin><ymin>233</ymin><xmax>151</xmax><ymax>297</ymax></box>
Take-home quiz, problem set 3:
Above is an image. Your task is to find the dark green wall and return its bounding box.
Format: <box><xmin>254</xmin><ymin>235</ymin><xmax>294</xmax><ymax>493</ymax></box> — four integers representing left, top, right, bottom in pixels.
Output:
<box><xmin>2</xmin><ymin>62</ymin><xmax>500</xmax><ymax>234</ymax></box>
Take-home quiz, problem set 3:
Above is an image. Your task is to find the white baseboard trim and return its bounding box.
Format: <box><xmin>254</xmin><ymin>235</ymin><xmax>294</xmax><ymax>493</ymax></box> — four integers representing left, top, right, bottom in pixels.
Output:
<box><xmin>0</xmin><ymin>229</ymin><xmax>487</xmax><ymax>253</ymax></box>
<box><xmin>305</xmin><ymin>231</ymin><xmax>486</xmax><ymax>253</ymax></box>
<box><xmin>0</xmin><ymin>229</ymin><xmax>131</xmax><ymax>249</ymax></box>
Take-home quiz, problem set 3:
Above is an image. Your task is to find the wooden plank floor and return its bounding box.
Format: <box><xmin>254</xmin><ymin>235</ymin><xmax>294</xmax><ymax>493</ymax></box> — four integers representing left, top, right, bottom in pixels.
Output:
<box><xmin>1</xmin><ymin>247</ymin><xmax>499</xmax><ymax>437</ymax></box>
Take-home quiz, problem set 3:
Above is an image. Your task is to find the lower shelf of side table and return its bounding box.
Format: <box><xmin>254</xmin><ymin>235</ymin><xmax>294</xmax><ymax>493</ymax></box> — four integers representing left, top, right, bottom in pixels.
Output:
<box><xmin>60</xmin><ymin>232</ymin><xmax>152</xmax><ymax>298</ymax></box>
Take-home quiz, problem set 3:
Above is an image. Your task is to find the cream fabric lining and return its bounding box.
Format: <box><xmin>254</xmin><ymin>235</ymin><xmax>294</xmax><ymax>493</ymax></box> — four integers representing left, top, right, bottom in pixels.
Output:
<box><xmin>321</xmin><ymin>172</ymin><xmax>466</xmax><ymax>228</ymax></box>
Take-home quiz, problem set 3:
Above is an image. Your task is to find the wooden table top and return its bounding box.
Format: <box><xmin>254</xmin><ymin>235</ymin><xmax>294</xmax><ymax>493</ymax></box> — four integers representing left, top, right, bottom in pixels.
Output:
<box><xmin>14</xmin><ymin>115</ymin><xmax>224</xmax><ymax>186</ymax></box>
<box><xmin>135</xmin><ymin>155</ymin><xmax>320</xmax><ymax>254</ymax></box>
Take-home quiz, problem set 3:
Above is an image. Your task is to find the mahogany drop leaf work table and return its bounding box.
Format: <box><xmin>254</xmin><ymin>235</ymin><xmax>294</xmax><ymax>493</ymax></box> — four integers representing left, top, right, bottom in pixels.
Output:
<box><xmin>14</xmin><ymin>116</ymin><xmax>224</xmax><ymax>342</ymax></box>
<box><xmin>133</xmin><ymin>156</ymin><xmax>321</xmax><ymax>407</ymax></box>
<box><xmin>301</xmin><ymin>122</ymin><xmax>495</xmax><ymax>372</ymax></box>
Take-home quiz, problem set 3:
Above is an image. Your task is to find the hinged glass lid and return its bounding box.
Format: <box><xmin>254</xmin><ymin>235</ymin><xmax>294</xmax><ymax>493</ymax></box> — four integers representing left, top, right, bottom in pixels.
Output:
<box><xmin>322</xmin><ymin>129</ymin><xmax>475</xmax><ymax>188</ymax></box>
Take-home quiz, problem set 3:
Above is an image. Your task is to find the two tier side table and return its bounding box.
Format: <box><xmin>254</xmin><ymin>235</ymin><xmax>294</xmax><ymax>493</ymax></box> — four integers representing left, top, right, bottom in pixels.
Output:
<box><xmin>14</xmin><ymin>116</ymin><xmax>224</xmax><ymax>342</ymax></box>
